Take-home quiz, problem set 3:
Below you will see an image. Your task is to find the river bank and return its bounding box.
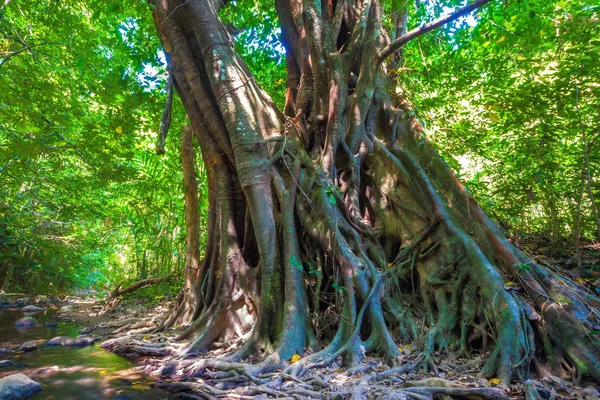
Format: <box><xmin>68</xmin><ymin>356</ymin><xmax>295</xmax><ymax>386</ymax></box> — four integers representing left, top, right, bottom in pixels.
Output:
<box><xmin>0</xmin><ymin>293</ymin><xmax>172</xmax><ymax>400</ymax></box>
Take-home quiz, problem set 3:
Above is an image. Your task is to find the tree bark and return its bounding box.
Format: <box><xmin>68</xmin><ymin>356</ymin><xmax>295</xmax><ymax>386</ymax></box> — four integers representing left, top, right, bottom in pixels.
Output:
<box><xmin>0</xmin><ymin>262</ymin><xmax>9</xmax><ymax>292</ymax></box>
<box><xmin>108</xmin><ymin>275</ymin><xmax>173</xmax><ymax>299</ymax></box>
<box><xmin>145</xmin><ymin>0</ymin><xmax>600</xmax><ymax>385</ymax></box>
<box><xmin>164</xmin><ymin>125</ymin><xmax>202</xmax><ymax>327</ymax></box>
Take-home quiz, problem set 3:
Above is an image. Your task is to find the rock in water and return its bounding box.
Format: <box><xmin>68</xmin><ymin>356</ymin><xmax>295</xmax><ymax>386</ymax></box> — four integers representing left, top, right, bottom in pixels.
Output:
<box><xmin>21</xmin><ymin>305</ymin><xmax>43</xmax><ymax>313</ymax></box>
<box><xmin>18</xmin><ymin>341</ymin><xmax>37</xmax><ymax>352</ymax></box>
<box><xmin>14</xmin><ymin>317</ymin><xmax>38</xmax><ymax>328</ymax></box>
<box><xmin>0</xmin><ymin>348</ymin><xmax>14</xmax><ymax>356</ymax></box>
<box><xmin>0</xmin><ymin>373</ymin><xmax>41</xmax><ymax>399</ymax></box>
<box><xmin>46</xmin><ymin>336</ymin><xmax>66</xmax><ymax>346</ymax></box>
<box><xmin>74</xmin><ymin>336</ymin><xmax>99</xmax><ymax>346</ymax></box>
<box><xmin>46</xmin><ymin>336</ymin><xmax>98</xmax><ymax>347</ymax></box>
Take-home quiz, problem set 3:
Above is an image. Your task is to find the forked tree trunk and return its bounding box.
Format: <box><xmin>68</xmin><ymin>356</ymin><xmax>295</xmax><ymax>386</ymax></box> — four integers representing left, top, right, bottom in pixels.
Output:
<box><xmin>148</xmin><ymin>0</ymin><xmax>600</xmax><ymax>384</ymax></box>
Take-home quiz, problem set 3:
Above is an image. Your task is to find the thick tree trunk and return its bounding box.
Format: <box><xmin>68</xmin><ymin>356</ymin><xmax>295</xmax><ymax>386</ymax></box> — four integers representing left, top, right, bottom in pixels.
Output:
<box><xmin>164</xmin><ymin>126</ymin><xmax>202</xmax><ymax>327</ymax></box>
<box><xmin>146</xmin><ymin>0</ymin><xmax>600</xmax><ymax>385</ymax></box>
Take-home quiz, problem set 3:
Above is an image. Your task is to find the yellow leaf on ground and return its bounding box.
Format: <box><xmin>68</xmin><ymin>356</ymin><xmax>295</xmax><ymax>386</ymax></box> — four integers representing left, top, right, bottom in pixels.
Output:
<box><xmin>115</xmin><ymin>126</ymin><xmax>123</xmax><ymax>134</ymax></box>
<box><xmin>516</xmin><ymin>56</ymin><xmax>527</xmax><ymax>61</ymax></box>
<box><xmin>497</xmin><ymin>36</ymin><xmax>506</xmax><ymax>43</ymax></box>
<box><xmin>398</xmin><ymin>347</ymin><xmax>404</xmax><ymax>353</ymax></box>
<box><xmin>505</xmin><ymin>281</ymin><xmax>514</xmax><ymax>286</ymax></box>
<box><xmin>132</xmin><ymin>384</ymin><xmax>151</xmax><ymax>390</ymax></box>
<box><xmin>489</xmin><ymin>378</ymin><xmax>501</xmax><ymax>386</ymax></box>
<box><xmin>575</xmin><ymin>277</ymin><xmax>585</xmax><ymax>284</ymax></box>
<box><xmin>291</xmin><ymin>354</ymin><xmax>301</xmax><ymax>363</ymax></box>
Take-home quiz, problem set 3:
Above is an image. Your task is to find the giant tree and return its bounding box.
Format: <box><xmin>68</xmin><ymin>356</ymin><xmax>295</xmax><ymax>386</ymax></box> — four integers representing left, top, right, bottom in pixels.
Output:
<box><xmin>146</xmin><ymin>0</ymin><xmax>600</xmax><ymax>384</ymax></box>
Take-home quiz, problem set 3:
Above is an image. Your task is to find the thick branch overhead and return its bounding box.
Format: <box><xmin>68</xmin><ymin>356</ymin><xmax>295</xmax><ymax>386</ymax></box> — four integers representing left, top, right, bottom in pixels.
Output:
<box><xmin>378</xmin><ymin>0</ymin><xmax>494</xmax><ymax>62</ymax></box>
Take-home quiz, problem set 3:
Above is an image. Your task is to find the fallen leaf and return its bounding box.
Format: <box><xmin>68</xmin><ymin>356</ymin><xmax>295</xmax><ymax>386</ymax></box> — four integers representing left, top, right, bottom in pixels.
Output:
<box><xmin>489</xmin><ymin>378</ymin><xmax>501</xmax><ymax>386</ymax></box>
<box><xmin>132</xmin><ymin>384</ymin><xmax>151</xmax><ymax>390</ymax></box>
<box><xmin>115</xmin><ymin>126</ymin><xmax>123</xmax><ymax>134</ymax></box>
<box><xmin>291</xmin><ymin>353</ymin><xmax>301</xmax><ymax>363</ymax></box>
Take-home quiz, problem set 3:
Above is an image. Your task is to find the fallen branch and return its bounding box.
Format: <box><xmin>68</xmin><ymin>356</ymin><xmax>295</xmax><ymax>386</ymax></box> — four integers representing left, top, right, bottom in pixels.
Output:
<box><xmin>108</xmin><ymin>275</ymin><xmax>173</xmax><ymax>299</ymax></box>
<box><xmin>102</xmin><ymin>275</ymin><xmax>174</xmax><ymax>312</ymax></box>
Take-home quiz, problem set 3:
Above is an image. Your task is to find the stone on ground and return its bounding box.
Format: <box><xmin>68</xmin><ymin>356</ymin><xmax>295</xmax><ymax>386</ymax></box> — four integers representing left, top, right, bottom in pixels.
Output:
<box><xmin>0</xmin><ymin>360</ymin><xmax>14</xmax><ymax>368</ymax></box>
<box><xmin>58</xmin><ymin>305</ymin><xmax>73</xmax><ymax>314</ymax></box>
<box><xmin>0</xmin><ymin>373</ymin><xmax>41</xmax><ymax>400</ymax></box>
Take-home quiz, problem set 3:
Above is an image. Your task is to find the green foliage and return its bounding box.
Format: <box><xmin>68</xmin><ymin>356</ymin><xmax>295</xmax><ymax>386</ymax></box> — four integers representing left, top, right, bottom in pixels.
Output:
<box><xmin>305</xmin><ymin>261</ymin><xmax>322</xmax><ymax>278</ymax></box>
<box><xmin>514</xmin><ymin>263</ymin><xmax>531</xmax><ymax>273</ymax></box>
<box><xmin>0</xmin><ymin>0</ymin><xmax>201</xmax><ymax>293</ymax></box>
<box><xmin>397</xmin><ymin>0</ymin><xmax>600</xmax><ymax>241</ymax></box>
<box><xmin>290</xmin><ymin>255</ymin><xmax>303</xmax><ymax>271</ymax></box>
<box><xmin>219</xmin><ymin>0</ymin><xmax>287</xmax><ymax>108</ymax></box>
<box><xmin>121</xmin><ymin>278</ymin><xmax>180</xmax><ymax>306</ymax></box>
<box><xmin>331</xmin><ymin>282</ymin><xmax>347</xmax><ymax>294</ymax></box>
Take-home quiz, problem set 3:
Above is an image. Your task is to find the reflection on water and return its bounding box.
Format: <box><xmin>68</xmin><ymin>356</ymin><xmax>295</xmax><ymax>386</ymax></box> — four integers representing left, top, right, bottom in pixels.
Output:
<box><xmin>0</xmin><ymin>309</ymin><xmax>166</xmax><ymax>399</ymax></box>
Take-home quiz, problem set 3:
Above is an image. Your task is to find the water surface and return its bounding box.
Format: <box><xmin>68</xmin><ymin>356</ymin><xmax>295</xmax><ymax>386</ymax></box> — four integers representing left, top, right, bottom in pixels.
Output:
<box><xmin>0</xmin><ymin>309</ymin><xmax>165</xmax><ymax>399</ymax></box>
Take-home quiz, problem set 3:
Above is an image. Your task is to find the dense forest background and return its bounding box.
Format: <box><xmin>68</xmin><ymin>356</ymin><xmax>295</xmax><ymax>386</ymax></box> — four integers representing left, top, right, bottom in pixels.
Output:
<box><xmin>1</xmin><ymin>0</ymin><xmax>598</xmax><ymax>295</ymax></box>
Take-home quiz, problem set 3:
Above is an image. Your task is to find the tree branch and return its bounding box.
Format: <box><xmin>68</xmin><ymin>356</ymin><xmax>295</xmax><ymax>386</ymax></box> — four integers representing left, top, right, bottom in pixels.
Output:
<box><xmin>378</xmin><ymin>0</ymin><xmax>493</xmax><ymax>63</ymax></box>
<box><xmin>156</xmin><ymin>70</ymin><xmax>174</xmax><ymax>155</ymax></box>
<box><xmin>108</xmin><ymin>275</ymin><xmax>174</xmax><ymax>299</ymax></box>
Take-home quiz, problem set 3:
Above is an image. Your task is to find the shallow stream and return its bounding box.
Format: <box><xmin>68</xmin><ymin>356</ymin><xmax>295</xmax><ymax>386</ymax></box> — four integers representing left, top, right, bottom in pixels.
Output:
<box><xmin>0</xmin><ymin>309</ymin><xmax>162</xmax><ymax>399</ymax></box>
